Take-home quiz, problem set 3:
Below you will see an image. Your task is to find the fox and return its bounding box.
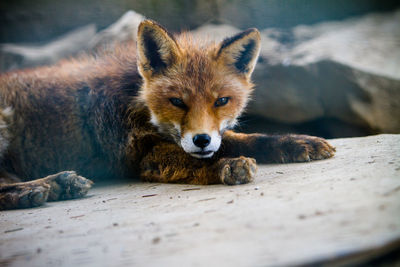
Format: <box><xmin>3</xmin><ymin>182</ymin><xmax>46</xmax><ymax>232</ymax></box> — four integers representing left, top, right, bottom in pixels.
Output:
<box><xmin>0</xmin><ymin>20</ymin><xmax>335</xmax><ymax>210</ymax></box>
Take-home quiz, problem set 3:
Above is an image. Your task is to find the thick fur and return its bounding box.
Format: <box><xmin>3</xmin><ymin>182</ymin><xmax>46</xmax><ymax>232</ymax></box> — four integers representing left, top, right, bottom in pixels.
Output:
<box><xmin>0</xmin><ymin>20</ymin><xmax>335</xmax><ymax>210</ymax></box>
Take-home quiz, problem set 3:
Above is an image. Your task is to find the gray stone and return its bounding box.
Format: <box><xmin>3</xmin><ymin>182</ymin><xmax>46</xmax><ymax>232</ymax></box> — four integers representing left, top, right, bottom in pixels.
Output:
<box><xmin>0</xmin><ymin>10</ymin><xmax>146</xmax><ymax>72</ymax></box>
<box><xmin>89</xmin><ymin>10</ymin><xmax>144</xmax><ymax>50</ymax></box>
<box><xmin>0</xmin><ymin>11</ymin><xmax>145</xmax><ymax>72</ymax></box>
<box><xmin>0</xmin><ymin>24</ymin><xmax>96</xmax><ymax>71</ymax></box>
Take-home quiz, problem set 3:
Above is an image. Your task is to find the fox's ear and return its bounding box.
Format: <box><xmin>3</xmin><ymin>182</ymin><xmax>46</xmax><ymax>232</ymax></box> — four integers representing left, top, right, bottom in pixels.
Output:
<box><xmin>137</xmin><ymin>20</ymin><xmax>180</xmax><ymax>79</ymax></box>
<box><xmin>216</xmin><ymin>29</ymin><xmax>261</xmax><ymax>79</ymax></box>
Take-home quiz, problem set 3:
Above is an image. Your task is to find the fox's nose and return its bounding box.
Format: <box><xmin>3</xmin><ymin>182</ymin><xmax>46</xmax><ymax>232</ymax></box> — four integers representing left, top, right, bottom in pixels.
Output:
<box><xmin>193</xmin><ymin>134</ymin><xmax>211</xmax><ymax>148</ymax></box>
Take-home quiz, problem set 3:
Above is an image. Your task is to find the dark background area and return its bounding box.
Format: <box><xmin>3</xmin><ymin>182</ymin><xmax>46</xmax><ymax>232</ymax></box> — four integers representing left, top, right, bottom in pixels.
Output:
<box><xmin>236</xmin><ymin>115</ymin><xmax>376</xmax><ymax>139</ymax></box>
<box><xmin>1</xmin><ymin>0</ymin><xmax>399</xmax><ymax>43</ymax></box>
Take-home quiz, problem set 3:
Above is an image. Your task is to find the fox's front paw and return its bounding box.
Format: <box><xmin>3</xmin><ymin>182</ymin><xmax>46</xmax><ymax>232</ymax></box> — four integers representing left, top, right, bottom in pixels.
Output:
<box><xmin>46</xmin><ymin>171</ymin><xmax>93</xmax><ymax>201</ymax></box>
<box><xmin>282</xmin><ymin>135</ymin><xmax>336</xmax><ymax>163</ymax></box>
<box><xmin>219</xmin><ymin>156</ymin><xmax>257</xmax><ymax>185</ymax></box>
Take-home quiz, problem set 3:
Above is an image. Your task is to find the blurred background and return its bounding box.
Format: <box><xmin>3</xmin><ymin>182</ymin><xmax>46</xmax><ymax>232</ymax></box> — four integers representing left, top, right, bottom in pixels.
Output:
<box><xmin>1</xmin><ymin>0</ymin><xmax>399</xmax><ymax>138</ymax></box>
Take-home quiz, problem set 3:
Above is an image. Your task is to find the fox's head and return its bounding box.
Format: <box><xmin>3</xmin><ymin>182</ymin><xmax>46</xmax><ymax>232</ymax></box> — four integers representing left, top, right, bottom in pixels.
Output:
<box><xmin>137</xmin><ymin>20</ymin><xmax>261</xmax><ymax>158</ymax></box>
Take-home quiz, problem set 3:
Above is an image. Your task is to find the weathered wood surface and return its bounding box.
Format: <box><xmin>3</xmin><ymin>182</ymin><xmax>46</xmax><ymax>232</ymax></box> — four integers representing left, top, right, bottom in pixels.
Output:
<box><xmin>1</xmin><ymin>134</ymin><xmax>399</xmax><ymax>266</ymax></box>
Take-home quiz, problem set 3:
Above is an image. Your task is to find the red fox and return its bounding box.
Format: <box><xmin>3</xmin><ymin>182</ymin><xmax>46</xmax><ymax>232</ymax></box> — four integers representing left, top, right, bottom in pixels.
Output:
<box><xmin>0</xmin><ymin>20</ymin><xmax>335</xmax><ymax>210</ymax></box>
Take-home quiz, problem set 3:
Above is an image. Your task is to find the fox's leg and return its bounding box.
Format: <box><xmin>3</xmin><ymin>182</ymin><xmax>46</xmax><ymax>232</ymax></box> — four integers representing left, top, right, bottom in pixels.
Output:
<box><xmin>0</xmin><ymin>107</ymin><xmax>92</xmax><ymax>210</ymax></box>
<box><xmin>0</xmin><ymin>171</ymin><xmax>93</xmax><ymax>210</ymax></box>
<box><xmin>220</xmin><ymin>131</ymin><xmax>335</xmax><ymax>163</ymax></box>
<box><xmin>0</xmin><ymin>175</ymin><xmax>51</xmax><ymax>210</ymax></box>
<box><xmin>140</xmin><ymin>142</ymin><xmax>257</xmax><ymax>185</ymax></box>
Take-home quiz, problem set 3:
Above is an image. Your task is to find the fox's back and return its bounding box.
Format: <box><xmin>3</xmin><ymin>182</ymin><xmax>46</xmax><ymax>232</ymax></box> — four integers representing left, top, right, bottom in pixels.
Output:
<box><xmin>0</xmin><ymin>43</ymin><xmax>143</xmax><ymax>180</ymax></box>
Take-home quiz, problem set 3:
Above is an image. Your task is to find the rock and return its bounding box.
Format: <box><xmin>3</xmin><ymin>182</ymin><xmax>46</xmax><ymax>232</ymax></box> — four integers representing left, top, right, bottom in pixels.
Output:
<box><xmin>0</xmin><ymin>134</ymin><xmax>399</xmax><ymax>266</ymax></box>
<box><xmin>89</xmin><ymin>10</ymin><xmax>145</xmax><ymax>50</ymax></box>
<box><xmin>255</xmin><ymin>10</ymin><xmax>400</xmax><ymax>133</ymax></box>
<box><xmin>0</xmin><ymin>24</ymin><xmax>96</xmax><ymax>71</ymax></box>
<box><xmin>189</xmin><ymin>24</ymin><xmax>241</xmax><ymax>43</ymax></box>
<box><xmin>0</xmin><ymin>10</ymin><xmax>145</xmax><ymax>72</ymax></box>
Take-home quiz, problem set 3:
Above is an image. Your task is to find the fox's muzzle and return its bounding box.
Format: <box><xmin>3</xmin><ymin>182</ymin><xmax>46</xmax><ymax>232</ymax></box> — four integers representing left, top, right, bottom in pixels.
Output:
<box><xmin>180</xmin><ymin>131</ymin><xmax>221</xmax><ymax>158</ymax></box>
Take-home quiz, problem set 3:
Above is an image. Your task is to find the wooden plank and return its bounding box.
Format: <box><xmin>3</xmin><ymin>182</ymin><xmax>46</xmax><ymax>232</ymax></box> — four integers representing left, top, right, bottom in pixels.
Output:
<box><xmin>1</xmin><ymin>134</ymin><xmax>399</xmax><ymax>266</ymax></box>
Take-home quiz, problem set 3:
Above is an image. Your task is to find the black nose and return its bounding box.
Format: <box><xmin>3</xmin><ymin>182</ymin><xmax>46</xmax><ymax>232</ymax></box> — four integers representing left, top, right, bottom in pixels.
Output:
<box><xmin>193</xmin><ymin>134</ymin><xmax>211</xmax><ymax>148</ymax></box>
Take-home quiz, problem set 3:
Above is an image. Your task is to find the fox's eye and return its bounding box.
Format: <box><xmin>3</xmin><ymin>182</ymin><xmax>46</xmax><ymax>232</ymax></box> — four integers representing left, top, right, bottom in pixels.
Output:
<box><xmin>169</xmin><ymin>98</ymin><xmax>187</xmax><ymax>109</ymax></box>
<box><xmin>214</xmin><ymin>97</ymin><xmax>230</xmax><ymax>107</ymax></box>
